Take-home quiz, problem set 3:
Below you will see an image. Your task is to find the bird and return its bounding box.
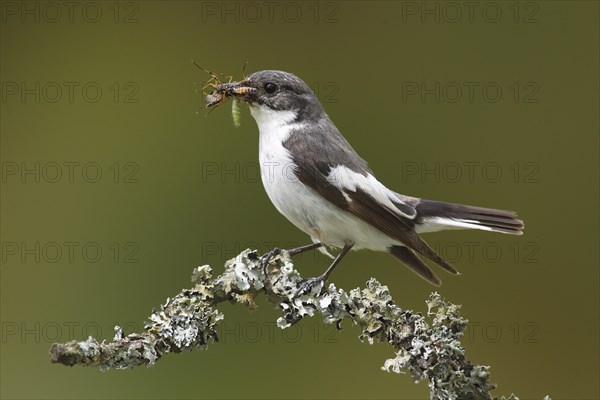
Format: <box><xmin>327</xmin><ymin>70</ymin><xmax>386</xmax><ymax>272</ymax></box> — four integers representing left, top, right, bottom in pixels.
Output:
<box><xmin>211</xmin><ymin>70</ymin><xmax>524</xmax><ymax>286</ymax></box>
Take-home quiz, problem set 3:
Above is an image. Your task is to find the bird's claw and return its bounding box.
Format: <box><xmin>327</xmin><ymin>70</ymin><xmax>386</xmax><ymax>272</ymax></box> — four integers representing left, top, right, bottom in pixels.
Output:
<box><xmin>295</xmin><ymin>276</ymin><xmax>325</xmax><ymax>297</ymax></box>
<box><xmin>261</xmin><ymin>247</ymin><xmax>281</xmax><ymax>276</ymax></box>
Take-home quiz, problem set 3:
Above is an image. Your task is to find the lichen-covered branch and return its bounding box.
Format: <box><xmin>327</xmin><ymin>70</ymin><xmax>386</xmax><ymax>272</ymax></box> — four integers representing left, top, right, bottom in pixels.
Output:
<box><xmin>49</xmin><ymin>249</ymin><xmax>548</xmax><ymax>400</ymax></box>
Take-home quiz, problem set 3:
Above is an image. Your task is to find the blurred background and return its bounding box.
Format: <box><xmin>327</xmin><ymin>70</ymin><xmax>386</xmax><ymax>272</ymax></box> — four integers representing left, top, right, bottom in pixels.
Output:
<box><xmin>1</xmin><ymin>1</ymin><xmax>598</xmax><ymax>399</ymax></box>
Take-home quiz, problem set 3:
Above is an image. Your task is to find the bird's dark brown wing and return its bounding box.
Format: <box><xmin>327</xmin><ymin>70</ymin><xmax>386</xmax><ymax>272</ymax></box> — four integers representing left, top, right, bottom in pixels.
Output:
<box><xmin>283</xmin><ymin>128</ymin><xmax>457</xmax><ymax>276</ymax></box>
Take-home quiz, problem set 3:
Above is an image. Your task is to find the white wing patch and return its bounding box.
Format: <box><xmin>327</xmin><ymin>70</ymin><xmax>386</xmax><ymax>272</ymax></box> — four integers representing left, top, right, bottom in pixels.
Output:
<box><xmin>327</xmin><ymin>166</ymin><xmax>416</xmax><ymax>219</ymax></box>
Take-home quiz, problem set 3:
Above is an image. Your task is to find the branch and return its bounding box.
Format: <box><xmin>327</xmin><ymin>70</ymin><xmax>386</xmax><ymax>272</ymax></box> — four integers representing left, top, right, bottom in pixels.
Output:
<box><xmin>49</xmin><ymin>248</ymin><xmax>547</xmax><ymax>400</ymax></box>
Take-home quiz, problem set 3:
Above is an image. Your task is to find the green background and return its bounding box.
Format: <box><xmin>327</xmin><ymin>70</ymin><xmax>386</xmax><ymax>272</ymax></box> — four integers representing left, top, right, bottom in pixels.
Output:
<box><xmin>1</xmin><ymin>1</ymin><xmax>598</xmax><ymax>399</ymax></box>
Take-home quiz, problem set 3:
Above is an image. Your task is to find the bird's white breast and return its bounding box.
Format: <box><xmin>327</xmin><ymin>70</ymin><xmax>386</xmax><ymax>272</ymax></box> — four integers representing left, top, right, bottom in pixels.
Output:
<box><xmin>250</xmin><ymin>105</ymin><xmax>316</xmax><ymax>232</ymax></box>
<box><xmin>249</xmin><ymin>104</ymin><xmax>400</xmax><ymax>251</ymax></box>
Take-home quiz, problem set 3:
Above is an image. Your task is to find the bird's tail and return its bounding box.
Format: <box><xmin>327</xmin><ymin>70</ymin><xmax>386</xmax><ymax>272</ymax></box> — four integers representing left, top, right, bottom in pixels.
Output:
<box><xmin>415</xmin><ymin>199</ymin><xmax>524</xmax><ymax>235</ymax></box>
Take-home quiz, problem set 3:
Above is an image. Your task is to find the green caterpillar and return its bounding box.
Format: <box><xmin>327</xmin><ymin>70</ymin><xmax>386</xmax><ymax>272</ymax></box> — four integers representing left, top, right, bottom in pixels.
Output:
<box><xmin>231</xmin><ymin>98</ymin><xmax>241</xmax><ymax>128</ymax></box>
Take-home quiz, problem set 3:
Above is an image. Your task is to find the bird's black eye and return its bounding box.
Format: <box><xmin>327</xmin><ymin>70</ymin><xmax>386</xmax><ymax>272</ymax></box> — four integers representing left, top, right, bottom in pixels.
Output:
<box><xmin>264</xmin><ymin>82</ymin><xmax>278</xmax><ymax>94</ymax></box>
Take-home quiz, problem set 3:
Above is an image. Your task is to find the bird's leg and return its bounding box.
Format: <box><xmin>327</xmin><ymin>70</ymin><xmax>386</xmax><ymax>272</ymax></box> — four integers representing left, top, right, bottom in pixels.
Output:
<box><xmin>296</xmin><ymin>243</ymin><xmax>354</xmax><ymax>295</ymax></box>
<box><xmin>320</xmin><ymin>243</ymin><xmax>354</xmax><ymax>281</ymax></box>
<box><xmin>288</xmin><ymin>242</ymin><xmax>323</xmax><ymax>256</ymax></box>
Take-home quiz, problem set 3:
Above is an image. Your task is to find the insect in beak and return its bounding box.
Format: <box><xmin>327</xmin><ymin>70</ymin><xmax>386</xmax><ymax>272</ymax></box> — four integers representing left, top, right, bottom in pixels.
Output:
<box><xmin>228</xmin><ymin>81</ymin><xmax>255</xmax><ymax>97</ymax></box>
<box><xmin>193</xmin><ymin>62</ymin><xmax>256</xmax><ymax>126</ymax></box>
<box><xmin>193</xmin><ymin>61</ymin><xmax>255</xmax><ymax>108</ymax></box>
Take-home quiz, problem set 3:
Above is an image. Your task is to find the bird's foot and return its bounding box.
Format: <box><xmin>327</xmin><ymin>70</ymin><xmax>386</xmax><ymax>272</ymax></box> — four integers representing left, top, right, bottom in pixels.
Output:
<box><xmin>295</xmin><ymin>275</ymin><xmax>325</xmax><ymax>297</ymax></box>
<box><xmin>261</xmin><ymin>247</ymin><xmax>281</xmax><ymax>277</ymax></box>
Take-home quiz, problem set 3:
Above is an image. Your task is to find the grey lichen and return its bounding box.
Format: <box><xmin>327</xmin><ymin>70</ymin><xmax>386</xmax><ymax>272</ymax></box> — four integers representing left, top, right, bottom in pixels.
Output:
<box><xmin>49</xmin><ymin>249</ymin><xmax>549</xmax><ymax>400</ymax></box>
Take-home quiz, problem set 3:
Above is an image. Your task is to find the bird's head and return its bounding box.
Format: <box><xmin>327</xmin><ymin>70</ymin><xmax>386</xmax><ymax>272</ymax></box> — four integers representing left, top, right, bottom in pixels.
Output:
<box><xmin>220</xmin><ymin>70</ymin><xmax>325</xmax><ymax>123</ymax></box>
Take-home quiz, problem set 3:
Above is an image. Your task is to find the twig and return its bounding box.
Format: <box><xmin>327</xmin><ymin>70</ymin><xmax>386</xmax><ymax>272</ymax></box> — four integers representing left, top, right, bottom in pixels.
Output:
<box><xmin>49</xmin><ymin>248</ymin><xmax>548</xmax><ymax>400</ymax></box>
